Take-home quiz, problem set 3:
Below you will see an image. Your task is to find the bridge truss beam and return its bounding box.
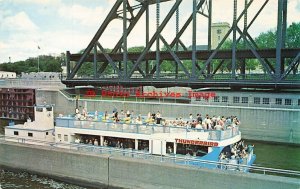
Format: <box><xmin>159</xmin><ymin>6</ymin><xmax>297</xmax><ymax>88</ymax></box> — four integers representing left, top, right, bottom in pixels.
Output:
<box><xmin>64</xmin><ymin>0</ymin><xmax>300</xmax><ymax>90</ymax></box>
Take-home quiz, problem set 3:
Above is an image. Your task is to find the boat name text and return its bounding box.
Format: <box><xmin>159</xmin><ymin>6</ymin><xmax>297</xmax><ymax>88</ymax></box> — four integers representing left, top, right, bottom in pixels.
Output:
<box><xmin>175</xmin><ymin>139</ymin><xmax>219</xmax><ymax>147</ymax></box>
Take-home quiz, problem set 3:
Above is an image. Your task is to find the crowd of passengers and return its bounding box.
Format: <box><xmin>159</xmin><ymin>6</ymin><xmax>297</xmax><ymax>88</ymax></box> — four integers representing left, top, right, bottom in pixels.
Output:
<box><xmin>220</xmin><ymin>140</ymin><xmax>254</xmax><ymax>161</ymax></box>
<box><xmin>73</xmin><ymin>107</ymin><xmax>240</xmax><ymax>130</ymax></box>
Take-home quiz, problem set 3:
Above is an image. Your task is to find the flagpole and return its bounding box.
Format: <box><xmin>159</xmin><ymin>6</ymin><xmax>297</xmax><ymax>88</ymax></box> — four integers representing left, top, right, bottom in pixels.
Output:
<box><xmin>38</xmin><ymin>55</ymin><xmax>40</xmax><ymax>72</ymax></box>
<box><xmin>37</xmin><ymin>46</ymin><xmax>40</xmax><ymax>72</ymax></box>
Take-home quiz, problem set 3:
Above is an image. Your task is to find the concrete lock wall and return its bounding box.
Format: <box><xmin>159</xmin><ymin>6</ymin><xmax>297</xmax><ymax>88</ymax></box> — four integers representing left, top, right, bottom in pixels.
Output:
<box><xmin>36</xmin><ymin>90</ymin><xmax>300</xmax><ymax>144</ymax></box>
<box><xmin>0</xmin><ymin>143</ymin><xmax>299</xmax><ymax>189</ymax></box>
<box><xmin>108</xmin><ymin>156</ymin><xmax>300</xmax><ymax>189</ymax></box>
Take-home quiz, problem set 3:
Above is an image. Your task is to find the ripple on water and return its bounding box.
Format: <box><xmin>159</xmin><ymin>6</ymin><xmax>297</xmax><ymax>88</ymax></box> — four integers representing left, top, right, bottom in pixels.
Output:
<box><xmin>0</xmin><ymin>169</ymin><xmax>87</xmax><ymax>189</ymax></box>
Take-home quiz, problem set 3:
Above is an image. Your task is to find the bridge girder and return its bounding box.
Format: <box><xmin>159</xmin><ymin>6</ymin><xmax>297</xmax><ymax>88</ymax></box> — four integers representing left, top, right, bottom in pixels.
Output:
<box><xmin>64</xmin><ymin>0</ymin><xmax>300</xmax><ymax>90</ymax></box>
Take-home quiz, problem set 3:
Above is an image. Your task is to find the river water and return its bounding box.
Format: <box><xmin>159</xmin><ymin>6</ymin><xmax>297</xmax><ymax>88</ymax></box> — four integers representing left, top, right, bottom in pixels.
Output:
<box><xmin>0</xmin><ymin>140</ymin><xmax>299</xmax><ymax>189</ymax></box>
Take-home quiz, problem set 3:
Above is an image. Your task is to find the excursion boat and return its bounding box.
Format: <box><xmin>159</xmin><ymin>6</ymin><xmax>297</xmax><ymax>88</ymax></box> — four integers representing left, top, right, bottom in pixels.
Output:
<box><xmin>4</xmin><ymin>105</ymin><xmax>256</xmax><ymax>171</ymax></box>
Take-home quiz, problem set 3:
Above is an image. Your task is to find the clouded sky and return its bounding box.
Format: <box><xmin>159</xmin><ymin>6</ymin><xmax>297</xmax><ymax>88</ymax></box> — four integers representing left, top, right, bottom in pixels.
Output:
<box><xmin>0</xmin><ymin>0</ymin><xmax>299</xmax><ymax>63</ymax></box>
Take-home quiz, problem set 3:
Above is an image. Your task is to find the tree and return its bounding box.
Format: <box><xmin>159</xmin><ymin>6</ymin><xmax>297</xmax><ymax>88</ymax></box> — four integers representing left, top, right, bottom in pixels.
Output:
<box><xmin>286</xmin><ymin>22</ymin><xmax>300</xmax><ymax>48</ymax></box>
<box><xmin>255</xmin><ymin>30</ymin><xmax>277</xmax><ymax>49</ymax></box>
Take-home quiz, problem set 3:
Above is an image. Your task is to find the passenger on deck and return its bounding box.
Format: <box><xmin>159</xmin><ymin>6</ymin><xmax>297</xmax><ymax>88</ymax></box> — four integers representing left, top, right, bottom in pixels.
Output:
<box><xmin>111</xmin><ymin>111</ymin><xmax>116</xmax><ymax>119</ymax></box>
<box><xmin>94</xmin><ymin>111</ymin><xmax>98</xmax><ymax>120</ymax></box>
<box><xmin>103</xmin><ymin>140</ymin><xmax>108</xmax><ymax>146</ymax></box>
<box><xmin>220</xmin><ymin>152</ymin><xmax>226</xmax><ymax>160</ymax></box>
<box><xmin>116</xmin><ymin>141</ymin><xmax>121</xmax><ymax>148</ymax></box>
<box><xmin>82</xmin><ymin>107</ymin><xmax>87</xmax><ymax>118</ymax></box>
<box><xmin>218</xmin><ymin>116</ymin><xmax>225</xmax><ymax>127</ymax></box>
<box><xmin>197</xmin><ymin>114</ymin><xmax>202</xmax><ymax>124</ymax></box>
<box><xmin>167</xmin><ymin>146</ymin><xmax>173</xmax><ymax>154</ymax></box>
<box><xmin>94</xmin><ymin>139</ymin><xmax>99</xmax><ymax>146</ymax></box>
<box><xmin>120</xmin><ymin>110</ymin><xmax>125</xmax><ymax>118</ymax></box>
<box><xmin>202</xmin><ymin>122</ymin><xmax>207</xmax><ymax>130</ymax></box>
<box><xmin>215</xmin><ymin>124</ymin><xmax>222</xmax><ymax>130</ymax></box>
<box><xmin>191</xmin><ymin>120</ymin><xmax>197</xmax><ymax>128</ymax></box>
<box><xmin>75</xmin><ymin>137</ymin><xmax>80</xmax><ymax>143</ymax></box>
<box><xmin>195</xmin><ymin>122</ymin><xmax>203</xmax><ymax>129</ymax></box>
<box><xmin>211</xmin><ymin>115</ymin><xmax>217</xmax><ymax>128</ymax></box>
<box><xmin>126</xmin><ymin>110</ymin><xmax>130</xmax><ymax>118</ymax></box>
<box><xmin>114</xmin><ymin>111</ymin><xmax>119</xmax><ymax>122</ymax></box>
<box><xmin>136</xmin><ymin>114</ymin><xmax>142</xmax><ymax>124</ymax></box>
<box><xmin>104</xmin><ymin>111</ymin><xmax>108</xmax><ymax>120</ymax></box>
<box><xmin>225</xmin><ymin>117</ymin><xmax>231</xmax><ymax>126</ymax></box>
<box><xmin>232</xmin><ymin>117</ymin><xmax>240</xmax><ymax>126</ymax></box>
<box><xmin>156</xmin><ymin>111</ymin><xmax>161</xmax><ymax>124</ymax></box>
<box><xmin>205</xmin><ymin>116</ymin><xmax>212</xmax><ymax>130</ymax></box>
<box><xmin>152</xmin><ymin>113</ymin><xmax>156</xmax><ymax>120</ymax></box>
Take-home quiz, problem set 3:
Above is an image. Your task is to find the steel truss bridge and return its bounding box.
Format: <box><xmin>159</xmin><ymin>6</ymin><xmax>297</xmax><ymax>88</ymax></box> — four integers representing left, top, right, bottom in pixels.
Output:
<box><xmin>63</xmin><ymin>0</ymin><xmax>300</xmax><ymax>89</ymax></box>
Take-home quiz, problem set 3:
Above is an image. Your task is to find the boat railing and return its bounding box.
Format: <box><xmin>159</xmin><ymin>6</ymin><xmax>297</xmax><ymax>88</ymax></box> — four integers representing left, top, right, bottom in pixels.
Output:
<box><xmin>55</xmin><ymin>117</ymin><xmax>239</xmax><ymax>141</ymax></box>
<box><xmin>0</xmin><ymin>134</ymin><xmax>299</xmax><ymax>178</ymax></box>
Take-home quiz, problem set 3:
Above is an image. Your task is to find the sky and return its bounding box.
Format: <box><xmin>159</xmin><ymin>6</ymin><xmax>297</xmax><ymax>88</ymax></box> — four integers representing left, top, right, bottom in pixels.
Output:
<box><xmin>0</xmin><ymin>0</ymin><xmax>299</xmax><ymax>63</ymax></box>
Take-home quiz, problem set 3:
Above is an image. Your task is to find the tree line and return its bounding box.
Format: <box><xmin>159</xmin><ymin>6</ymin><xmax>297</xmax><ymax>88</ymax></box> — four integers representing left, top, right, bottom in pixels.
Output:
<box><xmin>0</xmin><ymin>55</ymin><xmax>63</xmax><ymax>75</ymax></box>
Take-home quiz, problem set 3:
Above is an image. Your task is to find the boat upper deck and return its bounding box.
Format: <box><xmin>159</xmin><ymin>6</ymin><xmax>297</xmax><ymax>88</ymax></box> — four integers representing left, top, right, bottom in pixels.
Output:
<box><xmin>56</xmin><ymin>113</ymin><xmax>240</xmax><ymax>141</ymax></box>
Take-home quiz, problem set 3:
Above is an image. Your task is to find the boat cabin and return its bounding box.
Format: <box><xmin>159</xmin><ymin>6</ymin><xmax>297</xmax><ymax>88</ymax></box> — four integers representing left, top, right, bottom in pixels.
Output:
<box><xmin>5</xmin><ymin>105</ymin><xmax>54</xmax><ymax>143</ymax></box>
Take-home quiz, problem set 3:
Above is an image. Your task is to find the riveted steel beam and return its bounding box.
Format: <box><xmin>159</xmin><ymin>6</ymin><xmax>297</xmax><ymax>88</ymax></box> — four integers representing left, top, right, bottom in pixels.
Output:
<box><xmin>97</xmin><ymin>3</ymin><xmax>148</xmax><ymax>76</ymax></box>
<box><xmin>68</xmin><ymin>0</ymin><xmax>123</xmax><ymax>79</ymax></box>
<box><xmin>127</xmin><ymin>0</ymin><xmax>183</xmax><ymax>78</ymax></box>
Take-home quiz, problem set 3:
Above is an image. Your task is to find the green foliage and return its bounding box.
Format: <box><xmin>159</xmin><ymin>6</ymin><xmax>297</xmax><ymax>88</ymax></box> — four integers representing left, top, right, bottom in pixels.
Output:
<box><xmin>286</xmin><ymin>22</ymin><xmax>300</xmax><ymax>48</ymax></box>
<box><xmin>0</xmin><ymin>55</ymin><xmax>63</xmax><ymax>74</ymax></box>
<box><xmin>128</xmin><ymin>46</ymin><xmax>144</xmax><ymax>53</ymax></box>
<box><xmin>77</xmin><ymin>62</ymin><xmax>94</xmax><ymax>77</ymax></box>
<box><xmin>255</xmin><ymin>30</ymin><xmax>277</xmax><ymax>49</ymax></box>
<box><xmin>255</xmin><ymin>22</ymin><xmax>300</xmax><ymax>49</ymax></box>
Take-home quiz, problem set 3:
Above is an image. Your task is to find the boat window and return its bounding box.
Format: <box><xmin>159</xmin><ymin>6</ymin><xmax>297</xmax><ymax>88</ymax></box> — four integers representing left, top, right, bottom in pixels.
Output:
<box><xmin>14</xmin><ymin>131</ymin><xmax>19</xmax><ymax>136</ymax></box>
<box><xmin>276</xmin><ymin>98</ymin><xmax>282</xmax><ymax>105</ymax></box>
<box><xmin>298</xmin><ymin>99</ymin><xmax>300</xmax><ymax>106</ymax></box>
<box><xmin>254</xmin><ymin>97</ymin><xmax>260</xmax><ymax>104</ymax></box>
<box><xmin>213</xmin><ymin>96</ymin><xmax>220</xmax><ymax>102</ymax></box>
<box><xmin>285</xmin><ymin>99</ymin><xmax>292</xmax><ymax>105</ymax></box>
<box><xmin>138</xmin><ymin>140</ymin><xmax>149</xmax><ymax>151</ymax></box>
<box><xmin>36</xmin><ymin>107</ymin><xmax>43</xmax><ymax>112</ymax></box>
<box><xmin>166</xmin><ymin>142</ymin><xmax>174</xmax><ymax>154</ymax></box>
<box><xmin>46</xmin><ymin>107</ymin><xmax>52</xmax><ymax>111</ymax></box>
<box><xmin>104</xmin><ymin>136</ymin><xmax>135</xmax><ymax>149</ymax></box>
<box><xmin>58</xmin><ymin>134</ymin><xmax>61</xmax><ymax>140</ymax></box>
<box><xmin>221</xmin><ymin>96</ymin><xmax>228</xmax><ymax>103</ymax></box>
<box><xmin>262</xmin><ymin>98</ymin><xmax>270</xmax><ymax>104</ymax></box>
<box><xmin>241</xmin><ymin>97</ymin><xmax>248</xmax><ymax>104</ymax></box>
<box><xmin>78</xmin><ymin>134</ymin><xmax>100</xmax><ymax>145</ymax></box>
<box><xmin>46</xmin><ymin>132</ymin><xmax>48</xmax><ymax>135</ymax></box>
<box><xmin>233</xmin><ymin>96</ymin><xmax>240</xmax><ymax>103</ymax></box>
<box><xmin>28</xmin><ymin>132</ymin><xmax>33</xmax><ymax>137</ymax></box>
<box><xmin>176</xmin><ymin>144</ymin><xmax>208</xmax><ymax>157</ymax></box>
<box><xmin>64</xmin><ymin>135</ymin><xmax>68</xmax><ymax>142</ymax></box>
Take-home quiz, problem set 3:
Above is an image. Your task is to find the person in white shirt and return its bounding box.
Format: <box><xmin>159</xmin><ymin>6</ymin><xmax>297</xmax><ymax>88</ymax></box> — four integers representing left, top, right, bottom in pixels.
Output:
<box><xmin>94</xmin><ymin>139</ymin><xmax>99</xmax><ymax>146</ymax></box>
